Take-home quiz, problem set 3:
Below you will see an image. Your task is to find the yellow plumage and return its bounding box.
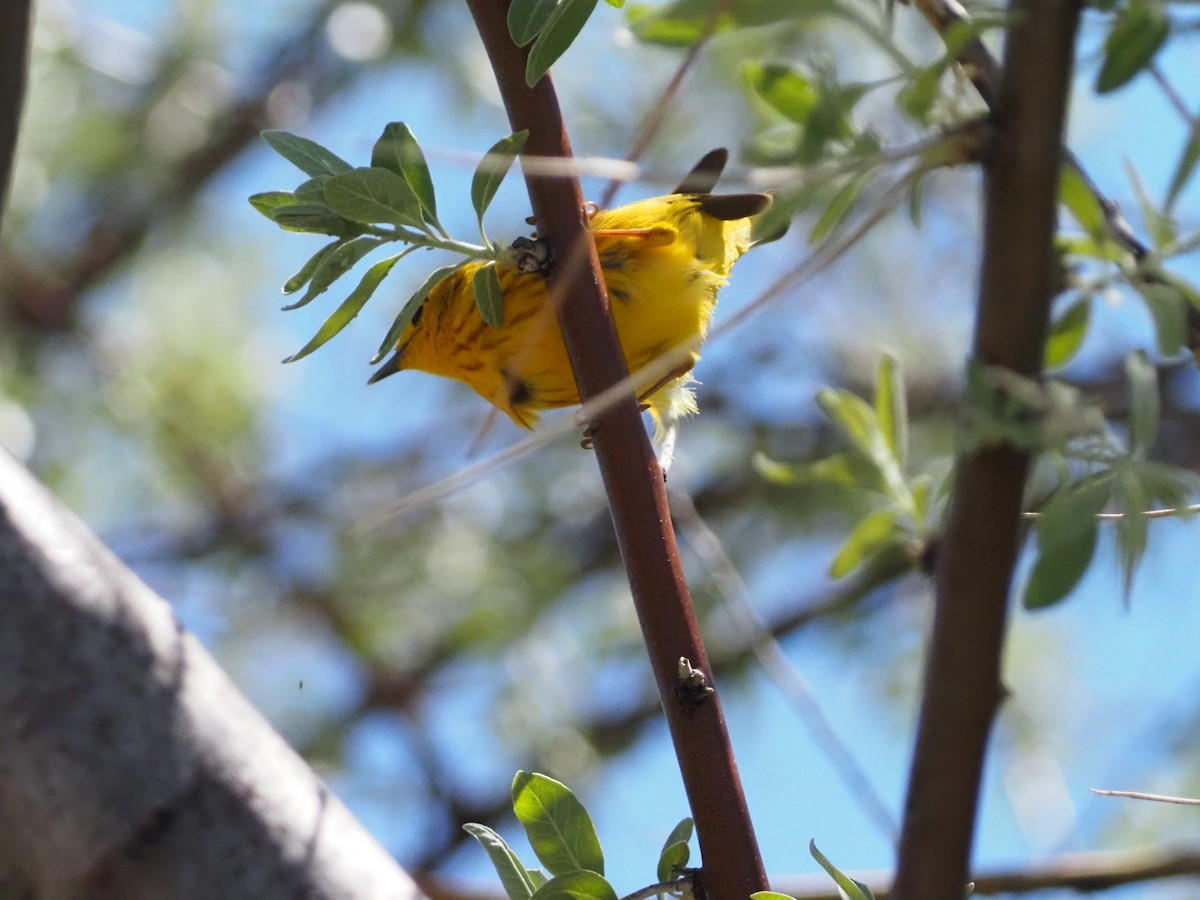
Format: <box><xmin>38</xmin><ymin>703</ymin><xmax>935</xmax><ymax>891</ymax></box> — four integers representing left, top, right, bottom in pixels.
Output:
<box><xmin>370</xmin><ymin>150</ymin><xmax>770</xmax><ymax>460</ymax></box>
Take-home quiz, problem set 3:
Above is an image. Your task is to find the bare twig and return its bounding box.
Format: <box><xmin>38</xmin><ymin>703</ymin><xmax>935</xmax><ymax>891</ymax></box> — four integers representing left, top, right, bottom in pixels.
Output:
<box><xmin>1092</xmin><ymin>788</ymin><xmax>1200</xmax><ymax>806</ymax></box>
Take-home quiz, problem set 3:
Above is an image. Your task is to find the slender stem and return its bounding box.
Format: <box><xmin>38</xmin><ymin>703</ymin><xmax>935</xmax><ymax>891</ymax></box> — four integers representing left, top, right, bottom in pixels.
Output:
<box><xmin>461</xmin><ymin>3</ymin><xmax>768</xmax><ymax>899</ymax></box>
<box><xmin>891</xmin><ymin>2</ymin><xmax>1083</xmax><ymax>898</ymax></box>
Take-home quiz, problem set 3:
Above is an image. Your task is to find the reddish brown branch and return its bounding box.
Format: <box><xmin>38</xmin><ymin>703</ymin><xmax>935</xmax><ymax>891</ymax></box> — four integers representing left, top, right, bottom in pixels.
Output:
<box><xmin>462</xmin><ymin>3</ymin><xmax>767</xmax><ymax>898</ymax></box>
<box><xmin>890</xmin><ymin>3</ymin><xmax>1082</xmax><ymax>899</ymax></box>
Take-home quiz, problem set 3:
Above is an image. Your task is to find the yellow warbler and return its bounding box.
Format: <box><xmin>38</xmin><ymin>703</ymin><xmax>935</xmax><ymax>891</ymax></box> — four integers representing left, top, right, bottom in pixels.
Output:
<box><xmin>369</xmin><ymin>149</ymin><xmax>771</xmax><ymax>461</ymax></box>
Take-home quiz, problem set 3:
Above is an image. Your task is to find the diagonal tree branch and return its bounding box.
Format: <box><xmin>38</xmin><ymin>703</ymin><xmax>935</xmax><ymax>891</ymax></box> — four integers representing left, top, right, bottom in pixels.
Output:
<box><xmin>0</xmin><ymin>449</ymin><xmax>424</xmax><ymax>899</ymax></box>
<box><xmin>891</xmin><ymin>2</ymin><xmax>1083</xmax><ymax>898</ymax></box>
<box><xmin>461</xmin><ymin>4</ymin><xmax>768</xmax><ymax>898</ymax></box>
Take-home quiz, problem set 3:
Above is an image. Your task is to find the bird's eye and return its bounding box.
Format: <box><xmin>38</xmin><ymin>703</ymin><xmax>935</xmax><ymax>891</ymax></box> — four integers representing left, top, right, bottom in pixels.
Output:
<box><xmin>411</xmin><ymin>303</ymin><xmax>425</xmax><ymax>327</ymax></box>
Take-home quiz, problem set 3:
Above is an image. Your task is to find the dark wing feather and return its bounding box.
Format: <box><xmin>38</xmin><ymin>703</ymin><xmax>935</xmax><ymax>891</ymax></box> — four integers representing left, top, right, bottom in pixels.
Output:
<box><xmin>673</xmin><ymin>148</ymin><xmax>729</xmax><ymax>195</ymax></box>
<box><xmin>695</xmin><ymin>193</ymin><xmax>772</xmax><ymax>221</ymax></box>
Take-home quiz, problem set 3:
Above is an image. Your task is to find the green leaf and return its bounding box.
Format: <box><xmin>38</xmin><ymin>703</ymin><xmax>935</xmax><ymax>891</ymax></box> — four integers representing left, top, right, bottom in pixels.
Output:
<box><xmin>1096</xmin><ymin>2</ymin><xmax>1170</xmax><ymax>94</ymax></box>
<box><xmin>248</xmin><ymin>191</ymin><xmax>299</xmax><ymax>218</ymax></box>
<box><xmin>1136</xmin><ymin>280</ymin><xmax>1187</xmax><ymax>357</ymax></box>
<box><xmin>526</xmin><ymin>0</ymin><xmax>599</xmax><ymax>86</ymax></box>
<box><xmin>528</xmin><ymin>871</ymin><xmax>616</xmax><ymax>900</ymax></box>
<box><xmin>751</xmin><ymin>894</ymin><xmax>799</xmax><ymax>900</ymax></box>
<box><xmin>473</xmin><ymin>262</ymin><xmax>506</xmax><ymax>328</ymax></box>
<box><xmin>1115</xmin><ymin>463</ymin><xmax>1150</xmax><ymax>601</ymax></box>
<box><xmin>809</xmin><ymin>840</ymin><xmax>876</xmax><ymax>900</ymax></box>
<box><xmin>509</xmin><ymin>0</ymin><xmax>561</xmax><ymax>45</ymax></box>
<box><xmin>1124</xmin><ymin>350</ymin><xmax>1159</xmax><ymax>459</ymax></box>
<box><xmin>471</xmin><ymin>131</ymin><xmax>530</xmax><ymax>244</ymax></box>
<box><xmin>875</xmin><ymin>354</ymin><xmax>907</xmax><ymax>469</ymax></box>
<box><xmin>282</xmin><ymin>252</ymin><xmax>407</xmax><ymax>363</ymax></box>
<box><xmin>627</xmin><ymin>0</ymin><xmax>839</xmax><ymax>46</ymax></box>
<box><xmin>830</xmin><ymin>507</ymin><xmax>900</xmax><ymax>578</ymax></box>
<box><xmin>753</xmin><ymin>449</ymin><xmax>886</xmax><ymax>492</ymax></box>
<box><xmin>283</xmin><ymin>237</ymin><xmax>384</xmax><ymax>310</ymax></box>
<box><xmin>372</xmin><ymin>263</ymin><xmax>464</xmax><ymax>363</ymax></box>
<box><xmin>1125</xmin><ymin>160</ymin><xmax>1175</xmax><ymax>250</ymax></box>
<box><xmin>816</xmin><ymin>388</ymin><xmax>905</xmax><ymax>497</ymax></box>
<box><xmin>897</xmin><ymin>60</ymin><xmax>946</xmax><ymax>125</ymax></box>
<box><xmin>294</xmin><ymin>175</ymin><xmax>332</xmax><ymax>204</ymax></box>
<box><xmin>656</xmin><ymin>842</ymin><xmax>689</xmax><ymax>884</ymax></box>
<box><xmin>809</xmin><ymin>174</ymin><xmax>868</xmax><ymax>243</ymax></box>
<box><xmin>743</xmin><ymin>62</ymin><xmax>819</xmax><ymax>124</ymax></box>
<box><xmin>268</xmin><ymin>203</ymin><xmax>359</xmax><ymax>237</ymax></box>
<box><xmin>1166</xmin><ymin>118</ymin><xmax>1200</xmax><ymax>214</ymax></box>
<box><xmin>261</xmin><ymin>130</ymin><xmax>353</xmax><ymax>177</ymax></box>
<box><xmin>512</xmin><ymin>772</ymin><xmax>604</xmax><ymax>877</ymax></box>
<box><xmin>910</xmin><ymin>473</ymin><xmax>934</xmax><ymax>534</ymax></box>
<box><xmin>372</xmin><ymin>123</ymin><xmax>441</xmax><ymax>230</ymax></box>
<box><xmin>656</xmin><ymin>818</ymin><xmax>692</xmax><ymax>883</ymax></box>
<box><xmin>463</xmin><ymin>823</ymin><xmax>538</xmax><ymax>900</ymax></box>
<box><xmin>1044</xmin><ymin>295</ymin><xmax>1091</xmax><ymax>369</ymax></box>
<box><xmin>1022</xmin><ymin>475</ymin><xmax>1112</xmax><ymax>610</ymax></box>
<box><xmin>324</xmin><ymin>166</ymin><xmax>425</xmax><ymax>229</ymax></box>
<box><xmin>1059</xmin><ymin>165</ymin><xmax>1107</xmax><ymax>237</ymax></box>
<box><xmin>283</xmin><ymin>239</ymin><xmax>344</xmax><ymax>295</ymax></box>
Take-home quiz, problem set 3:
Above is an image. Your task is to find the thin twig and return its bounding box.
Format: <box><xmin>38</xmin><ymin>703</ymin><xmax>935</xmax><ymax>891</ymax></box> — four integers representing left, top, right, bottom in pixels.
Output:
<box><xmin>618</xmin><ymin>875</ymin><xmax>695</xmax><ymax>900</ymax></box>
<box><xmin>1092</xmin><ymin>788</ymin><xmax>1200</xmax><ymax>806</ymax></box>
<box><xmin>1148</xmin><ymin>64</ymin><xmax>1197</xmax><ymax>128</ymax></box>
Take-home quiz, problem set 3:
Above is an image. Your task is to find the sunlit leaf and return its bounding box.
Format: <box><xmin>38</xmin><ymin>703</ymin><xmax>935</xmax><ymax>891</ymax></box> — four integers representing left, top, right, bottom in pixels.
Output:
<box><xmin>372</xmin><ymin>123</ymin><xmax>441</xmax><ymax>230</ymax></box>
<box><xmin>656</xmin><ymin>818</ymin><xmax>692</xmax><ymax>883</ymax></box>
<box><xmin>282</xmin><ymin>252</ymin><xmax>407</xmax><ymax>362</ymax></box>
<box><xmin>1115</xmin><ymin>463</ymin><xmax>1150</xmax><ymax>601</ymax></box>
<box><xmin>324</xmin><ymin>166</ymin><xmax>425</xmax><ymax>229</ymax></box>
<box><xmin>248</xmin><ymin>191</ymin><xmax>298</xmax><ymax>218</ymax></box>
<box><xmin>261</xmin><ymin>130</ymin><xmax>353</xmax><ymax>177</ymax></box>
<box><xmin>473</xmin><ymin>262</ymin><xmax>506</xmax><ymax>328</ymax></box>
<box><xmin>283</xmin><ymin>236</ymin><xmax>384</xmax><ymax>310</ymax></box>
<box><xmin>809</xmin><ymin>840</ymin><xmax>876</xmax><ymax>900</ymax></box>
<box><xmin>472</xmin><ymin>131</ymin><xmax>530</xmax><ymax>243</ymax></box>
<box><xmin>463</xmin><ymin>823</ymin><xmax>537</xmax><ymax>900</ymax></box>
<box><xmin>509</xmin><ymin>0</ymin><xmax>560</xmax><ymax>45</ymax></box>
<box><xmin>875</xmin><ymin>354</ymin><xmax>907</xmax><ymax>469</ymax></box>
<box><xmin>809</xmin><ymin>173</ymin><xmax>868</xmax><ymax>243</ymax></box>
<box><xmin>528</xmin><ymin>871</ymin><xmax>616</xmax><ymax>900</ymax></box>
<box><xmin>512</xmin><ymin>772</ymin><xmax>605</xmax><ymax>877</ymax></box>
<box><xmin>1124</xmin><ymin>350</ymin><xmax>1159</xmax><ymax>459</ymax></box>
<box><xmin>1022</xmin><ymin>475</ymin><xmax>1112</xmax><ymax>610</ymax></box>
<box><xmin>1135</xmin><ymin>280</ymin><xmax>1187</xmax><ymax>357</ymax></box>
<box><xmin>268</xmin><ymin>203</ymin><xmax>359</xmax><ymax>237</ymax></box>
<box><xmin>1166</xmin><ymin>118</ymin><xmax>1200</xmax><ymax>214</ymax></box>
<box><xmin>526</xmin><ymin>0</ymin><xmax>599</xmax><ymax>86</ymax></box>
<box><xmin>830</xmin><ymin>507</ymin><xmax>899</xmax><ymax>579</ymax></box>
<box><xmin>1059</xmin><ymin>165</ymin><xmax>1106</xmax><ymax>237</ymax></box>
<box><xmin>743</xmin><ymin>62</ymin><xmax>819</xmax><ymax>124</ymax></box>
<box><xmin>1044</xmin><ymin>295</ymin><xmax>1091</xmax><ymax>369</ymax></box>
<box><xmin>294</xmin><ymin>175</ymin><xmax>332</xmax><ymax>204</ymax></box>
<box><xmin>283</xmin><ymin>239</ymin><xmax>344</xmax><ymax>295</ymax></box>
<box><xmin>372</xmin><ymin>264</ymin><xmax>464</xmax><ymax>363</ymax></box>
<box><xmin>1096</xmin><ymin>2</ymin><xmax>1169</xmax><ymax>94</ymax></box>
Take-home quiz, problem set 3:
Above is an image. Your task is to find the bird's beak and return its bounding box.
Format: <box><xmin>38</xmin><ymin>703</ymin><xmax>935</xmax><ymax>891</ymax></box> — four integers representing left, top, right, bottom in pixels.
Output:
<box><xmin>368</xmin><ymin>344</ymin><xmax>407</xmax><ymax>384</ymax></box>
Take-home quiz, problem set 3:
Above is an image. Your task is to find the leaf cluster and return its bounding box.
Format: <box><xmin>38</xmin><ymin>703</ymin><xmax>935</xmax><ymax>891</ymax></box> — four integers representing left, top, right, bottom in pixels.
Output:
<box><xmin>248</xmin><ymin>123</ymin><xmax>528</xmax><ymax>363</ymax></box>
<box><xmin>756</xmin><ymin>356</ymin><xmax>936</xmax><ymax>580</ymax></box>
<box><xmin>465</xmin><ymin>772</ymin><xmax>695</xmax><ymax>900</ymax></box>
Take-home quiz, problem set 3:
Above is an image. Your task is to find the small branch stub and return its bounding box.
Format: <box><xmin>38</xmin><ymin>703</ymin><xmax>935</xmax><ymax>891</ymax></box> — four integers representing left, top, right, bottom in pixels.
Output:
<box><xmin>499</xmin><ymin>235</ymin><xmax>553</xmax><ymax>275</ymax></box>
<box><xmin>676</xmin><ymin>657</ymin><xmax>715</xmax><ymax>710</ymax></box>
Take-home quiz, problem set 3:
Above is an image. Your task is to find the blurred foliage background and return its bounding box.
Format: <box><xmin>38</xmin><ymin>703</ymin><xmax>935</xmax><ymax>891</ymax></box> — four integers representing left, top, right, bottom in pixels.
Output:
<box><xmin>4</xmin><ymin>0</ymin><xmax>1200</xmax><ymax>896</ymax></box>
